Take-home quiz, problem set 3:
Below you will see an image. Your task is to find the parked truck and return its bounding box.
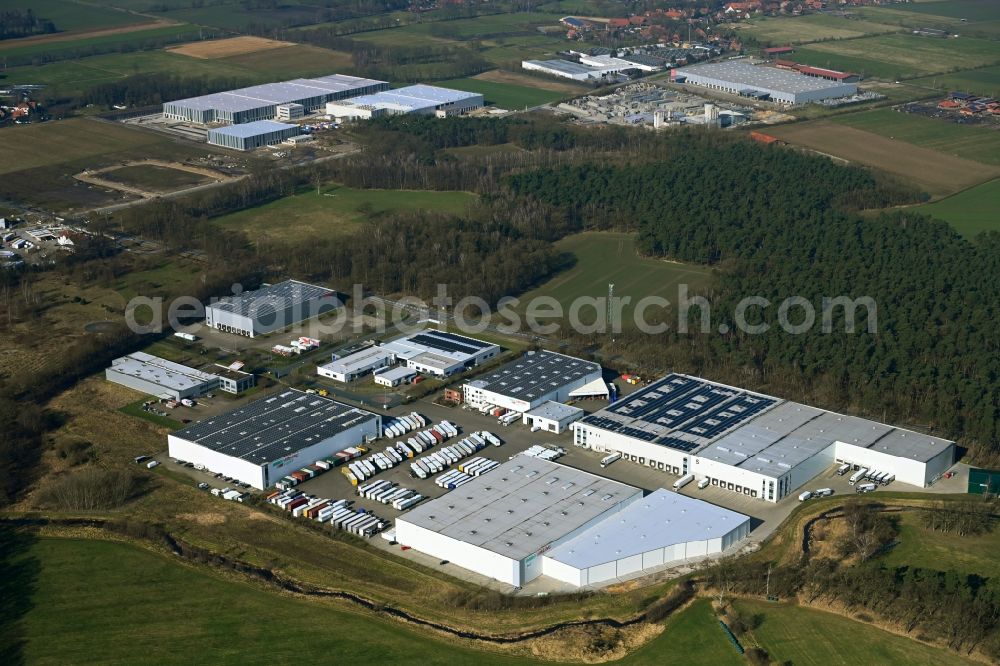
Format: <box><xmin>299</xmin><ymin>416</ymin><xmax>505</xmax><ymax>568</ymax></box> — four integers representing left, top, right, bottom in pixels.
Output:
<box><xmin>672</xmin><ymin>473</ymin><xmax>695</xmax><ymax>490</ymax></box>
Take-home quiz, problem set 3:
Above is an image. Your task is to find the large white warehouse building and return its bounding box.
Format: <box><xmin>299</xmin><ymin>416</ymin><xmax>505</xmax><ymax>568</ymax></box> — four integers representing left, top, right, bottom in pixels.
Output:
<box><xmin>395</xmin><ymin>456</ymin><xmax>750</xmax><ymax>588</ymax></box>
<box><xmin>326</xmin><ymin>84</ymin><xmax>483</xmax><ymax>120</ymax></box>
<box><xmin>163</xmin><ymin>74</ymin><xmax>388</xmax><ymax>124</ymax></box>
<box><xmin>205</xmin><ymin>279</ymin><xmax>339</xmax><ymax>338</ymax></box>
<box><xmin>673</xmin><ymin>61</ymin><xmax>857</xmax><ymax>105</ymax></box>
<box><xmin>462</xmin><ymin>350</ymin><xmax>604</xmax><ymax>413</ymax></box>
<box><xmin>574</xmin><ymin>374</ymin><xmax>955</xmax><ymax>502</ymax></box>
<box><xmin>168</xmin><ymin>389</ymin><xmax>380</xmax><ymax>489</ymax></box>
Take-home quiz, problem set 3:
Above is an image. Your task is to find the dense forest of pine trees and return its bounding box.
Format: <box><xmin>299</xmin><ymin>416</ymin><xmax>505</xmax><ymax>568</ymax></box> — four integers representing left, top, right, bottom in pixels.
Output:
<box><xmin>504</xmin><ymin>134</ymin><xmax>999</xmax><ymax>459</ymax></box>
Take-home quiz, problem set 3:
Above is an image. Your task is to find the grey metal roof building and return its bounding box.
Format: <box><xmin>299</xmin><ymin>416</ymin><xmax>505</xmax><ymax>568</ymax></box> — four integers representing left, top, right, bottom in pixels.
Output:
<box><xmin>544</xmin><ymin>489</ymin><xmax>750</xmax><ymax>586</ymax></box>
<box><xmin>163</xmin><ymin>74</ymin><xmax>388</xmax><ymax>124</ymax></box>
<box><xmin>575</xmin><ymin>373</ymin><xmax>955</xmax><ymax>502</ymax></box>
<box><xmin>326</xmin><ymin>84</ymin><xmax>483</xmax><ymax>120</ymax></box>
<box><xmin>106</xmin><ymin>352</ymin><xmax>220</xmax><ymax>400</ymax></box>
<box><xmin>205</xmin><ymin>279</ymin><xmax>339</xmax><ymax>338</ymax></box>
<box><xmin>463</xmin><ymin>350</ymin><xmax>603</xmax><ymax>413</ymax></box>
<box><xmin>167</xmin><ymin>389</ymin><xmax>380</xmax><ymax>489</ymax></box>
<box><xmin>395</xmin><ymin>456</ymin><xmax>642</xmax><ymax>586</ymax></box>
<box><xmin>674</xmin><ymin>61</ymin><xmax>857</xmax><ymax>105</ymax></box>
<box><xmin>206</xmin><ymin>120</ymin><xmax>299</xmax><ymax>151</ymax></box>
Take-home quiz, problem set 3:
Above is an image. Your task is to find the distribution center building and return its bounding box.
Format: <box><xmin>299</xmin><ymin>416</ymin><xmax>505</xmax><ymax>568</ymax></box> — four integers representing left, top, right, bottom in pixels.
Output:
<box><xmin>462</xmin><ymin>350</ymin><xmax>603</xmax><ymax>413</ymax></box>
<box><xmin>673</xmin><ymin>61</ymin><xmax>857</xmax><ymax>105</ymax></box>
<box><xmin>381</xmin><ymin>330</ymin><xmax>501</xmax><ymax>377</ymax></box>
<box><xmin>106</xmin><ymin>352</ymin><xmax>220</xmax><ymax>400</ymax></box>
<box><xmin>522</xmin><ymin>58</ymin><xmax>625</xmax><ymax>81</ymax></box>
<box><xmin>326</xmin><ymin>84</ymin><xmax>483</xmax><ymax>120</ymax></box>
<box><xmin>205</xmin><ymin>279</ymin><xmax>339</xmax><ymax>338</ymax></box>
<box><xmin>168</xmin><ymin>389</ymin><xmax>380</xmax><ymax>489</ymax></box>
<box><xmin>574</xmin><ymin>373</ymin><xmax>955</xmax><ymax>502</ymax></box>
<box><xmin>395</xmin><ymin>456</ymin><xmax>750</xmax><ymax>588</ymax></box>
<box><xmin>207</xmin><ymin>120</ymin><xmax>300</xmax><ymax>151</ymax></box>
<box><xmin>395</xmin><ymin>456</ymin><xmax>641</xmax><ymax>587</ymax></box>
<box><xmin>163</xmin><ymin>74</ymin><xmax>388</xmax><ymax>124</ymax></box>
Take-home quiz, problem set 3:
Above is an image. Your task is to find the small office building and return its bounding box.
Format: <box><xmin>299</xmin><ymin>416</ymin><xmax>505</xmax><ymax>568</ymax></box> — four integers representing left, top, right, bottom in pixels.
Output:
<box><xmin>318</xmin><ymin>347</ymin><xmax>395</xmax><ymax>383</ymax></box>
<box><xmin>106</xmin><ymin>352</ymin><xmax>219</xmax><ymax>400</ymax></box>
<box><xmin>374</xmin><ymin>366</ymin><xmax>417</xmax><ymax>387</ymax></box>
<box><xmin>522</xmin><ymin>401</ymin><xmax>584</xmax><ymax>434</ymax></box>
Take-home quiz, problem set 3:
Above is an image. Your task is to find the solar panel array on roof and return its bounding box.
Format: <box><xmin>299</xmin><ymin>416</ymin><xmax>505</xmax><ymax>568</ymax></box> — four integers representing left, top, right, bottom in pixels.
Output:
<box><xmin>581</xmin><ymin>374</ymin><xmax>778</xmax><ymax>452</ymax></box>
<box><xmin>408</xmin><ymin>330</ymin><xmax>490</xmax><ymax>355</ymax></box>
<box><xmin>173</xmin><ymin>389</ymin><xmax>378</xmax><ymax>465</ymax></box>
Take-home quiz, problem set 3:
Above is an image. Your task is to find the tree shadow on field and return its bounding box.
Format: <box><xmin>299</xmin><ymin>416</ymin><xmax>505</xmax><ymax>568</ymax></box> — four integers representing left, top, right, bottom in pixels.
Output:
<box><xmin>0</xmin><ymin>524</ymin><xmax>40</xmax><ymax>666</ymax></box>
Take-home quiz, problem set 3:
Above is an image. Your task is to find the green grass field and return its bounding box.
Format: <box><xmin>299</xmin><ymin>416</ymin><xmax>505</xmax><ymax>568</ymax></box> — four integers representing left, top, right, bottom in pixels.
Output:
<box><xmin>913</xmin><ymin>178</ymin><xmax>1000</xmax><ymax>237</ymax></box>
<box><xmin>911</xmin><ymin>64</ymin><xmax>1000</xmax><ymax>98</ymax></box>
<box><xmin>834</xmin><ymin>108</ymin><xmax>1000</xmax><ymax>166</ymax></box>
<box><xmin>9</xmin><ymin>538</ymin><xmax>964</xmax><ymax>665</ymax></box>
<box><xmin>13</xmin><ymin>0</ymin><xmax>143</xmax><ymax>34</ymax></box>
<box><xmin>156</xmin><ymin>3</ymin><xmax>326</xmax><ymax>30</ymax></box>
<box><xmin>877</xmin><ymin>510</ymin><xmax>1000</xmax><ymax>578</ymax></box>
<box><xmin>214</xmin><ymin>185</ymin><xmax>478</xmax><ymax>244</ymax></box>
<box><xmin>903</xmin><ymin>0</ymin><xmax>1000</xmax><ymax>22</ymax></box>
<box><xmin>734</xmin><ymin>14</ymin><xmax>902</xmax><ymax>44</ymax></box>
<box><xmin>437</xmin><ymin>77</ymin><xmax>565</xmax><ymax>109</ymax></box>
<box><xmin>213</xmin><ymin>44</ymin><xmax>355</xmax><ymax>79</ymax></box>
<box><xmin>513</xmin><ymin>232</ymin><xmax>715</xmax><ymax>330</ymax></box>
<box><xmin>734</xmin><ymin>599</ymin><xmax>973</xmax><ymax>665</ymax></box>
<box><xmin>792</xmin><ymin>33</ymin><xmax>1000</xmax><ymax>80</ymax></box>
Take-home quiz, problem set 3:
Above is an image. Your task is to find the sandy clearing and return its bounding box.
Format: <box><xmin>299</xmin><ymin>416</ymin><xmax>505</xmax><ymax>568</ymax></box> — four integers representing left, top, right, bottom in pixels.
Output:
<box><xmin>167</xmin><ymin>36</ymin><xmax>294</xmax><ymax>59</ymax></box>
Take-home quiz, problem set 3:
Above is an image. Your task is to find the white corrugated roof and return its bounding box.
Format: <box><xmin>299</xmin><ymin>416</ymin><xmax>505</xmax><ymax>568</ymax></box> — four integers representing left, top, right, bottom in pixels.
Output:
<box><xmin>545</xmin><ymin>489</ymin><xmax>750</xmax><ymax>569</ymax></box>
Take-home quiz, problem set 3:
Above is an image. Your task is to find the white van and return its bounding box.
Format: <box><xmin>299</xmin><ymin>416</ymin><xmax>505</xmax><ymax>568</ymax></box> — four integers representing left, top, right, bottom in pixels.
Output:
<box><xmin>697</xmin><ymin>478</ymin><xmax>710</xmax><ymax>490</ymax></box>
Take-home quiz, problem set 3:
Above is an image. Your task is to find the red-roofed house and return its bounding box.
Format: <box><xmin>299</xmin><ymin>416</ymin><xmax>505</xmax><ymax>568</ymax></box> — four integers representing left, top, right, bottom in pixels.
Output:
<box><xmin>607</xmin><ymin>18</ymin><xmax>630</xmax><ymax>28</ymax></box>
<box><xmin>763</xmin><ymin>46</ymin><xmax>795</xmax><ymax>56</ymax></box>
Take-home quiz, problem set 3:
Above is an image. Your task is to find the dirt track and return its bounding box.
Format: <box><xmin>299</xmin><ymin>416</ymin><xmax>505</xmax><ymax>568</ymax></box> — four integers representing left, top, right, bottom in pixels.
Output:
<box><xmin>74</xmin><ymin>160</ymin><xmax>232</xmax><ymax>199</ymax></box>
<box><xmin>0</xmin><ymin>19</ymin><xmax>179</xmax><ymax>51</ymax></box>
<box><xmin>767</xmin><ymin>121</ymin><xmax>1000</xmax><ymax>198</ymax></box>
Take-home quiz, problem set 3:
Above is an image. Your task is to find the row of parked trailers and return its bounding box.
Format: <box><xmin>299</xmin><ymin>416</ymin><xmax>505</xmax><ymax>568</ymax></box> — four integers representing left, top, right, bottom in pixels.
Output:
<box><xmin>357</xmin><ymin>479</ymin><xmax>425</xmax><ymax>510</ymax></box>
<box><xmin>382</xmin><ymin>412</ymin><xmax>429</xmax><ymax>439</ymax></box>
<box><xmin>266</xmin><ymin>489</ymin><xmax>386</xmax><ymax>537</ymax></box>
<box><xmin>842</xmin><ymin>464</ymin><xmax>895</xmax><ymax>487</ymax></box>
<box><xmin>345</xmin><ymin>420</ymin><xmax>460</xmax><ymax>485</ymax></box>
<box><xmin>408</xmin><ymin>430</ymin><xmax>501</xmax><ymax>479</ymax></box>
<box><xmin>276</xmin><ymin>446</ymin><xmax>365</xmax><ymax>490</ymax></box>
<box><xmin>434</xmin><ymin>457</ymin><xmax>500</xmax><ymax>490</ymax></box>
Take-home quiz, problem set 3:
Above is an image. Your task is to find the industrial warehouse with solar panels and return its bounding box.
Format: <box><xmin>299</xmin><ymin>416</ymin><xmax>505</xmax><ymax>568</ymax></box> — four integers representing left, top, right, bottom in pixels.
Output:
<box><xmin>573</xmin><ymin>373</ymin><xmax>955</xmax><ymax>502</ymax></box>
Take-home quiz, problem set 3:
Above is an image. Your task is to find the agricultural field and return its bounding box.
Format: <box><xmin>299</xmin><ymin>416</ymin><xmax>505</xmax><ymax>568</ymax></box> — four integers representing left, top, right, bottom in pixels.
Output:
<box><xmin>913</xmin><ymin>178</ymin><xmax>1000</xmax><ymax>237</ymax></box>
<box><xmin>10</xmin><ymin>0</ymin><xmax>144</xmax><ymax>34</ymax></box>
<box><xmin>733</xmin><ymin>14</ymin><xmax>902</xmax><ymax>44</ymax></box>
<box><xmin>733</xmin><ymin>600</ymin><xmax>974</xmax><ymax>665</ymax></box>
<box><xmin>765</xmin><ymin>120</ymin><xmax>1000</xmax><ymax>197</ymax></box>
<box><xmin>834</xmin><ymin>108</ymin><xmax>1000</xmax><ymax>166</ymax></box>
<box><xmin>155</xmin><ymin>3</ymin><xmax>328</xmax><ymax>31</ymax></box>
<box><xmin>512</xmin><ymin>232</ymin><xmax>715</xmax><ymax>330</ymax></box>
<box><xmin>0</xmin><ymin>22</ymin><xmax>198</xmax><ymax>61</ymax></box>
<box><xmin>902</xmin><ymin>0</ymin><xmax>1000</xmax><ymax>22</ymax></box>
<box><xmin>911</xmin><ymin>64</ymin><xmax>1000</xmax><ymax>98</ymax></box>
<box><xmin>475</xmin><ymin>68</ymin><xmax>588</xmax><ymax>95</ymax></box>
<box><xmin>437</xmin><ymin>77</ymin><xmax>567</xmax><ymax>109</ymax></box>
<box><xmin>213</xmin><ymin>44</ymin><xmax>355</xmax><ymax>79</ymax></box>
<box><xmin>213</xmin><ymin>185</ymin><xmax>478</xmax><ymax>245</ymax></box>
<box><xmin>0</xmin><ymin>119</ymin><xmax>218</xmax><ymax>210</ymax></box>
<box><xmin>791</xmin><ymin>33</ymin><xmax>1000</xmax><ymax>80</ymax></box>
